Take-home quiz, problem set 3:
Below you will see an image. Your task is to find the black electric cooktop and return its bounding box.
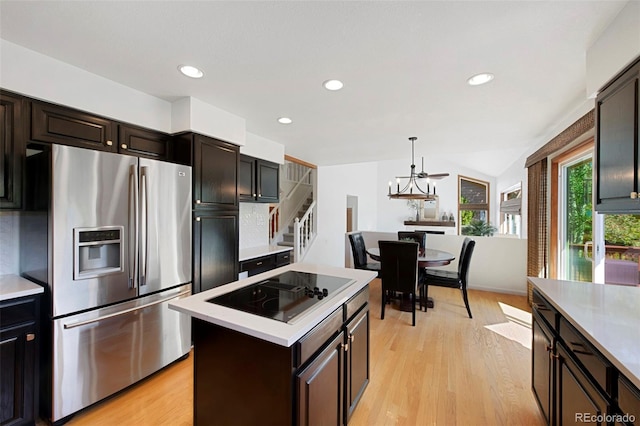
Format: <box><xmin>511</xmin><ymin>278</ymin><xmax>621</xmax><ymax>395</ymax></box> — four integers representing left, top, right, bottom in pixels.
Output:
<box><xmin>207</xmin><ymin>271</ymin><xmax>353</xmax><ymax>323</ymax></box>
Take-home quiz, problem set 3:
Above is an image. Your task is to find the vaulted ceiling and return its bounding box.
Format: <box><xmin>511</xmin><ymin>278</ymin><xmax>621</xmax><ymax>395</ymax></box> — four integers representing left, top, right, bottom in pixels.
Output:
<box><xmin>0</xmin><ymin>1</ymin><xmax>629</xmax><ymax>176</ymax></box>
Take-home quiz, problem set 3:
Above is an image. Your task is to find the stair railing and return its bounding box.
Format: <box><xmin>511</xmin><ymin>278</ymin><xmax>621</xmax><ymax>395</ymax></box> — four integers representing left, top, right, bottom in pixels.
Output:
<box><xmin>268</xmin><ymin>205</ymin><xmax>281</xmax><ymax>242</ymax></box>
<box><xmin>294</xmin><ymin>201</ymin><xmax>317</xmax><ymax>261</ymax></box>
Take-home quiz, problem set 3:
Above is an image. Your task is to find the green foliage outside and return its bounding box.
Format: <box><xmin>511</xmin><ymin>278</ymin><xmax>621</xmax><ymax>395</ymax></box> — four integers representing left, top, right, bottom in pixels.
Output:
<box><xmin>461</xmin><ymin>219</ymin><xmax>497</xmax><ymax>236</ymax></box>
<box><xmin>459</xmin><ymin>196</ymin><xmax>474</xmax><ymax>226</ymax></box>
<box><xmin>604</xmin><ymin>215</ymin><xmax>640</xmax><ymax>247</ymax></box>
<box><xmin>566</xmin><ymin>160</ymin><xmax>592</xmax><ymax>245</ymax></box>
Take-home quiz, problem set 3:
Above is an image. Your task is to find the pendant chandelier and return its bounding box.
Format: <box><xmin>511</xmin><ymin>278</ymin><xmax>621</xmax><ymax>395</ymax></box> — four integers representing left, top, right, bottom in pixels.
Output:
<box><xmin>388</xmin><ymin>137</ymin><xmax>449</xmax><ymax>200</ymax></box>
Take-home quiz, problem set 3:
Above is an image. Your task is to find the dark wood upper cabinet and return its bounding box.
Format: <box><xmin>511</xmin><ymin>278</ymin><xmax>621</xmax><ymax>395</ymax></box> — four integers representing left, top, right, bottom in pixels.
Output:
<box><xmin>31</xmin><ymin>101</ymin><xmax>117</xmax><ymax>152</ymax></box>
<box><xmin>118</xmin><ymin>124</ymin><xmax>171</xmax><ymax>161</ymax></box>
<box><xmin>193</xmin><ymin>134</ymin><xmax>239</xmax><ymax>209</ymax></box>
<box><xmin>257</xmin><ymin>160</ymin><xmax>279</xmax><ymax>203</ymax></box>
<box><xmin>0</xmin><ymin>92</ymin><xmax>25</xmax><ymax>209</ymax></box>
<box><xmin>595</xmin><ymin>57</ymin><xmax>640</xmax><ymax>213</ymax></box>
<box><xmin>238</xmin><ymin>154</ymin><xmax>256</xmax><ymax>202</ymax></box>
<box><xmin>239</xmin><ymin>154</ymin><xmax>279</xmax><ymax>203</ymax></box>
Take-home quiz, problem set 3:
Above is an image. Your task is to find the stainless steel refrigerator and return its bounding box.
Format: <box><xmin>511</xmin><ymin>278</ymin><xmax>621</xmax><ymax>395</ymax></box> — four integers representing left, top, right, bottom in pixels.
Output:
<box><xmin>21</xmin><ymin>144</ymin><xmax>192</xmax><ymax>423</ymax></box>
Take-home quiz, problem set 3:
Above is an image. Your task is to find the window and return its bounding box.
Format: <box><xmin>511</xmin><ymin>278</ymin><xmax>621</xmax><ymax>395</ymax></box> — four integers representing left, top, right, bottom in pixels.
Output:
<box><xmin>500</xmin><ymin>183</ymin><xmax>522</xmax><ymax>237</ymax></box>
<box><xmin>458</xmin><ymin>176</ymin><xmax>490</xmax><ymax>233</ymax></box>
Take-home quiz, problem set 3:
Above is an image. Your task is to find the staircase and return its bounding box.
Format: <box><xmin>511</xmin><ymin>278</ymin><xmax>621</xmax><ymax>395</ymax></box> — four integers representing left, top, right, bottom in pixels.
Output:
<box><xmin>269</xmin><ymin>158</ymin><xmax>317</xmax><ymax>262</ymax></box>
<box><xmin>278</xmin><ymin>194</ymin><xmax>314</xmax><ymax>248</ymax></box>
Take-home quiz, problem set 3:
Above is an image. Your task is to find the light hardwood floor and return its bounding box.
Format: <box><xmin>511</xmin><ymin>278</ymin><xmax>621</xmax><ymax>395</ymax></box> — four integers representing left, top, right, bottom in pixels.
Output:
<box><xmin>52</xmin><ymin>279</ymin><xmax>544</xmax><ymax>425</ymax></box>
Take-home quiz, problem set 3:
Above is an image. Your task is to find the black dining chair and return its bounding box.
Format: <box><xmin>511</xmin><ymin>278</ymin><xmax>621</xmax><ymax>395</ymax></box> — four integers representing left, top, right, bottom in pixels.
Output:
<box><xmin>397</xmin><ymin>231</ymin><xmax>428</xmax><ymax>310</ymax></box>
<box><xmin>348</xmin><ymin>232</ymin><xmax>381</xmax><ymax>277</ymax></box>
<box><xmin>422</xmin><ymin>237</ymin><xmax>475</xmax><ymax>318</ymax></box>
<box><xmin>378</xmin><ymin>240</ymin><xmax>419</xmax><ymax>326</ymax></box>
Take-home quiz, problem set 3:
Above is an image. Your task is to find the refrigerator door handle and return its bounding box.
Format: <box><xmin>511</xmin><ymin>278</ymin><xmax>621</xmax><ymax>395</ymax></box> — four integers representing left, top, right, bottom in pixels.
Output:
<box><xmin>128</xmin><ymin>165</ymin><xmax>138</xmax><ymax>289</ymax></box>
<box><xmin>140</xmin><ymin>166</ymin><xmax>150</xmax><ymax>286</ymax></box>
<box><xmin>62</xmin><ymin>289</ymin><xmax>192</xmax><ymax>329</ymax></box>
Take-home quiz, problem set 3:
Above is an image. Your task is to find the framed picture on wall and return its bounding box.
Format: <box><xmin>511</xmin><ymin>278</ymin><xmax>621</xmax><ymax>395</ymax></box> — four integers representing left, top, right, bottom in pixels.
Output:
<box><xmin>421</xmin><ymin>198</ymin><xmax>439</xmax><ymax>220</ymax></box>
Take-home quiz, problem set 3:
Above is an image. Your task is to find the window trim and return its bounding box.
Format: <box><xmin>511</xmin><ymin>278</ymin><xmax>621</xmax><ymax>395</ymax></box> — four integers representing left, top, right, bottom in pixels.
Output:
<box><xmin>458</xmin><ymin>175</ymin><xmax>490</xmax><ymax>234</ymax></box>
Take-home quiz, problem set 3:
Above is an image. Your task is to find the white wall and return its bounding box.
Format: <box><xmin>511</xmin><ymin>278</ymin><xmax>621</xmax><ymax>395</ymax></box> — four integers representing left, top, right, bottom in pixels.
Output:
<box><xmin>375</xmin><ymin>157</ymin><xmax>496</xmax><ymax>232</ymax></box>
<box><xmin>303</xmin><ymin>162</ymin><xmax>379</xmax><ymax>267</ymax></box>
<box><xmin>586</xmin><ymin>1</ymin><xmax>640</xmax><ymax>98</ymax></box>
<box><xmin>0</xmin><ymin>39</ymin><xmax>172</xmax><ymax>131</ymax></box>
<box><xmin>344</xmin><ymin>231</ymin><xmax>528</xmax><ymax>295</ymax></box>
<box><xmin>240</xmin><ymin>132</ymin><xmax>285</xmax><ymax>164</ymax></box>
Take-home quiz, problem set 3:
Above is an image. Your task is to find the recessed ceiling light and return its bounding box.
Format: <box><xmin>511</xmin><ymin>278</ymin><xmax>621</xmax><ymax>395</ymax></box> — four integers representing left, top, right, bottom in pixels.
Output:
<box><xmin>278</xmin><ymin>117</ymin><xmax>292</xmax><ymax>124</ymax></box>
<box><xmin>178</xmin><ymin>64</ymin><xmax>204</xmax><ymax>79</ymax></box>
<box><xmin>323</xmin><ymin>79</ymin><xmax>344</xmax><ymax>91</ymax></box>
<box><xmin>467</xmin><ymin>73</ymin><xmax>494</xmax><ymax>86</ymax></box>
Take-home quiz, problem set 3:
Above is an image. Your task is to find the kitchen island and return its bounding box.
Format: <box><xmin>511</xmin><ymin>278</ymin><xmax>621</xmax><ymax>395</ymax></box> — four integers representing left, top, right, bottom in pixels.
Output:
<box><xmin>169</xmin><ymin>263</ymin><xmax>378</xmax><ymax>425</ymax></box>
<box><xmin>529</xmin><ymin>277</ymin><xmax>640</xmax><ymax>424</ymax></box>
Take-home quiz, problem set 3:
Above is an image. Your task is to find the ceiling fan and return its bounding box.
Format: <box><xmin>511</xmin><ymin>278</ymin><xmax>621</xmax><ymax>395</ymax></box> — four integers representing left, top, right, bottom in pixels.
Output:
<box><xmin>388</xmin><ymin>137</ymin><xmax>449</xmax><ymax>200</ymax></box>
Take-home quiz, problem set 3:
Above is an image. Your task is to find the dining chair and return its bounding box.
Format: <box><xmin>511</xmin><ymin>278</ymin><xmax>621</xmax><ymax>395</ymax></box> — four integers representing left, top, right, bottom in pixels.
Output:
<box><xmin>378</xmin><ymin>240</ymin><xmax>419</xmax><ymax>326</ymax></box>
<box><xmin>397</xmin><ymin>231</ymin><xmax>428</xmax><ymax>310</ymax></box>
<box><xmin>423</xmin><ymin>237</ymin><xmax>475</xmax><ymax>318</ymax></box>
<box><xmin>348</xmin><ymin>232</ymin><xmax>381</xmax><ymax>277</ymax></box>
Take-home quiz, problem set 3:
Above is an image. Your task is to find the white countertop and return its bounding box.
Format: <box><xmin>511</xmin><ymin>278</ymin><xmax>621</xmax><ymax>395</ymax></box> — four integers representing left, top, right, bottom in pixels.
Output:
<box><xmin>239</xmin><ymin>245</ymin><xmax>293</xmax><ymax>262</ymax></box>
<box><xmin>169</xmin><ymin>263</ymin><xmax>377</xmax><ymax>347</ymax></box>
<box><xmin>529</xmin><ymin>277</ymin><xmax>640</xmax><ymax>389</ymax></box>
<box><xmin>0</xmin><ymin>274</ymin><xmax>44</xmax><ymax>301</ymax></box>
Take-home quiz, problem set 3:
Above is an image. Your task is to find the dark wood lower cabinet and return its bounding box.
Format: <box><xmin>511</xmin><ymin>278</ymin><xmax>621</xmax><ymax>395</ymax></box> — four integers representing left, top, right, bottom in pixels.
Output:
<box><xmin>344</xmin><ymin>307</ymin><xmax>369</xmax><ymax>422</ymax></box>
<box><xmin>532</xmin><ymin>288</ymin><xmax>640</xmax><ymax>426</ymax></box>
<box><xmin>193</xmin><ymin>211</ymin><xmax>238</xmax><ymax>293</ymax></box>
<box><xmin>556</xmin><ymin>343</ymin><xmax>609</xmax><ymax>425</ymax></box>
<box><xmin>297</xmin><ymin>331</ymin><xmax>345</xmax><ymax>426</ymax></box>
<box><xmin>192</xmin><ymin>285</ymin><xmax>369</xmax><ymax>426</ymax></box>
<box><xmin>532</xmin><ymin>311</ymin><xmax>554</xmax><ymax>425</ymax></box>
<box><xmin>0</xmin><ymin>295</ymin><xmax>40</xmax><ymax>426</ymax></box>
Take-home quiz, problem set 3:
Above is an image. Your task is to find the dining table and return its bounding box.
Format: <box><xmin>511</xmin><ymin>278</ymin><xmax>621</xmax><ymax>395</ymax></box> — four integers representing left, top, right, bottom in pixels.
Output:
<box><xmin>367</xmin><ymin>246</ymin><xmax>455</xmax><ymax>311</ymax></box>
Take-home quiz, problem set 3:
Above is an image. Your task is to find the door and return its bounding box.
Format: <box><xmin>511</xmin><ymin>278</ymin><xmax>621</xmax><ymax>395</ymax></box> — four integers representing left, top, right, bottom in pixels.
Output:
<box><xmin>193</xmin><ymin>211</ymin><xmax>238</xmax><ymax>293</ymax></box>
<box><xmin>52</xmin><ymin>145</ymin><xmax>138</xmax><ymax>317</ymax></box>
<box><xmin>344</xmin><ymin>307</ymin><xmax>369</xmax><ymax>423</ymax></box>
<box><xmin>138</xmin><ymin>158</ymin><xmax>192</xmax><ymax>295</ymax></box>
<box><xmin>257</xmin><ymin>160</ymin><xmax>279</xmax><ymax>202</ymax></box>
<box><xmin>532</xmin><ymin>311</ymin><xmax>554</xmax><ymax>425</ymax></box>
<box><xmin>193</xmin><ymin>135</ymin><xmax>238</xmax><ymax>209</ymax></box>
<box><xmin>558</xmin><ymin>154</ymin><xmax>593</xmax><ymax>282</ymax></box>
<box><xmin>238</xmin><ymin>155</ymin><xmax>256</xmax><ymax>201</ymax></box>
<box><xmin>296</xmin><ymin>331</ymin><xmax>345</xmax><ymax>426</ymax></box>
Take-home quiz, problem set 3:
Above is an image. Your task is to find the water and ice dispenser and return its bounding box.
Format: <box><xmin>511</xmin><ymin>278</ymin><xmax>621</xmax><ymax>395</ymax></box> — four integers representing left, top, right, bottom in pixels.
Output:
<box><xmin>73</xmin><ymin>227</ymin><xmax>124</xmax><ymax>280</ymax></box>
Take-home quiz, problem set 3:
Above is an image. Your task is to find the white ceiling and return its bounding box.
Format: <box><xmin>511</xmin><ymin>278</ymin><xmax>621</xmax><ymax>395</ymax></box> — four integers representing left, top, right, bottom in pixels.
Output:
<box><xmin>0</xmin><ymin>1</ymin><xmax>629</xmax><ymax>176</ymax></box>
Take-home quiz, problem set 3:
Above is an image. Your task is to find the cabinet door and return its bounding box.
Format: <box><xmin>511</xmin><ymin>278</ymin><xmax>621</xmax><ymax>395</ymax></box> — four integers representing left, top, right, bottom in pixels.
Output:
<box><xmin>344</xmin><ymin>305</ymin><xmax>369</xmax><ymax>423</ymax></box>
<box><xmin>618</xmin><ymin>376</ymin><xmax>640</xmax><ymax>426</ymax></box>
<box><xmin>193</xmin><ymin>135</ymin><xmax>238</xmax><ymax>209</ymax></box>
<box><xmin>0</xmin><ymin>321</ymin><xmax>36</xmax><ymax>425</ymax></box>
<box><xmin>532</xmin><ymin>311</ymin><xmax>554</xmax><ymax>425</ymax></box>
<box><xmin>257</xmin><ymin>160</ymin><xmax>279</xmax><ymax>203</ymax></box>
<box><xmin>31</xmin><ymin>101</ymin><xmax>117</xmax><ymax>152</ymax></box>
<box><xmin>193</xmin><ymin>211</ymin><xmax>238</xmax><ymax>293</ymax></box>
<box><xmin>595</xmin><ymin>60</ymin><xmax>640</xmax><ymax>213</ymax></box>
<box><xmin>0</xmin><ymin>92</ymin><xmax>25</xmax><ymax>209</ymax></box>
<box><xmin>238</xmin><ymin>155</ymin><xmax>256</xmax><ymax>201</ymax></box>
<box><xmin>556</xmin><ymin>343</ymin><xmax>609</xmax><ymax>426</ymax></box>
<box><xmin>118</xmin><ymin>124</ymin><xmax>171</xmax><ymax>160</ymax></box>
<box><xmin>296</xmin><ymin>331</ymin><xmax>345</xmax><ymax>426</ymax></box>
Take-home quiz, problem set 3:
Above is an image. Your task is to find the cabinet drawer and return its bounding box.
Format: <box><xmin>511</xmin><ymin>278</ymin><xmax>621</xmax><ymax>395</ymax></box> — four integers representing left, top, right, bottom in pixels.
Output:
<box><xmin>275</xmin><ymin>251</ymin><xmax>291</xmax><ymax>266</ymax></box>
<box><xmin>0</xmin><ymin>296</ymin><xmax>38</xmax><ymax>328</ymax></box>
<box><xmin>295</xmin><ymin>307</ymin><xmax>343</xmax><ymax>367</ymax></box>
<box><xmin>240</xmin><ymin>255</ymin><xmax>276</xmax><ymax>274</ymax></box>
<box><xmin>344</xmin><ymin>285</ymin><xmax>369</xmax><ymax>321</ymax></box>
<box><xmin>618</xmin><ymin>375</ymin><xmax>640</xmax><ymax>424</ymax></box>
<box><xmin>559</xmin><ymin>317</ymin><xmax>613</xmax><ymax>397</ymax></box>
<box><xmin>532</xmin><ymin>289</ymin><xmax>558</xmax><ymax>331</ymax></box>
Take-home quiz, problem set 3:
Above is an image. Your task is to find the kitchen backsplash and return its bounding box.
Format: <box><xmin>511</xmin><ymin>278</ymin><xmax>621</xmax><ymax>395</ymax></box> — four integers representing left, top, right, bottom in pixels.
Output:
<box><xmin>0</xmin><ymin>211</ymin><xmax>20</xmax><ymax>275</ymax></box>
<box><xmin>239</xmin><ymin>203</ymin><xmax>270</xmax><ymax>249</ymax></box>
